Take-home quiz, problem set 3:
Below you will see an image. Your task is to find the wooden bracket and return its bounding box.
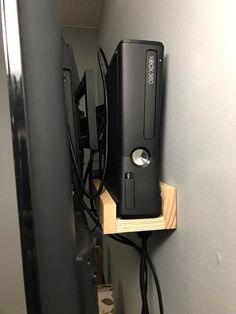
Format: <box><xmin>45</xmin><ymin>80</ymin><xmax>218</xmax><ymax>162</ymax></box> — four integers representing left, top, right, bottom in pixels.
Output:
<box><xmin>94</xmin><ymin>180</ymin><xmax>177</xmax><ymax>234</ymax></box>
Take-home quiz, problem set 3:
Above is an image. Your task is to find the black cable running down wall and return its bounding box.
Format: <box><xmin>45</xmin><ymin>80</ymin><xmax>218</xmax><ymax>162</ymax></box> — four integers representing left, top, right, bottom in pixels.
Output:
<box><xmin>68</xmin><ymin>45</ymin><xmax>164</xmax><ymax>314</ymax></box>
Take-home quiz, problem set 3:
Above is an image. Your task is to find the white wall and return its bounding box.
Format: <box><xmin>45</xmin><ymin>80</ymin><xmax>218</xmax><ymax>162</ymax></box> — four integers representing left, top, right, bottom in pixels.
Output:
<box><xmin>99</xmin><ymin>1</ymin><xmax>236</xmax><ymax>313</ymax></box>
<box><xmin>0</xmin><ymin>22</ymin><xmax>27</xmax><ymax>314</ymax></box>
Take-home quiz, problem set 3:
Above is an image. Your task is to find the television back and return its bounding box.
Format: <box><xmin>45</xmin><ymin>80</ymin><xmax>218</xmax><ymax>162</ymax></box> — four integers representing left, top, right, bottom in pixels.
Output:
<box><xmin>1</xmin><ymin>0</ymin><xmax>97</xmax><ymax>313</ymax></box>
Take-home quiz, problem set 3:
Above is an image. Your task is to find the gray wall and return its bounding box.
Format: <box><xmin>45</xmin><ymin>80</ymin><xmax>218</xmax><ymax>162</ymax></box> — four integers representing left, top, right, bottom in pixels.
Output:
<box><xmin>62</xmin><ymin>27</ymin><xmax>101</xmax><ymax>169</ymax></box>
<box><xmin>62</xmin><ymin>27</ymin><xmax>100</xmax><ymax>103</ymax></box>
<box><xmin>0</xmin><ymin>22</ymin><xmax>27</xmax><ymax>314</ymax></box>
<box><xmin>62</xmin><ymin>27</ymin><xmax>98</xmax><ymax>79</ymax></box>
<box><xmin>99</xmin><ymin>1</ymin><xmax>236</xmax><ymax>313</ymax></box>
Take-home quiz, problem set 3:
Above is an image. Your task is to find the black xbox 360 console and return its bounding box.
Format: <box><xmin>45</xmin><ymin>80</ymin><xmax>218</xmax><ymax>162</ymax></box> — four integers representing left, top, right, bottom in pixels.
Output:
<box><xmin>105</xmin><ymin>40</ymin><xmax>164</xmax><ymax>218</ymax></box>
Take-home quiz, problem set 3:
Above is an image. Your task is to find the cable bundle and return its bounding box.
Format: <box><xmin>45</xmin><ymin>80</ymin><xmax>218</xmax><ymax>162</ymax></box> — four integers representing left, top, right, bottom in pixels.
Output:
<box><xmin>68</xmin><ymin>46</ymin><xmax>164</xmax><ymax>314</ymax></box>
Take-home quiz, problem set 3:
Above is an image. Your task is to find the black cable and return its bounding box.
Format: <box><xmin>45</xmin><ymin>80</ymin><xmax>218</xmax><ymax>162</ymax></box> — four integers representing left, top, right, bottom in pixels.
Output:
<box><xmin>90</xmin><ymin>225</ymin><xmax>98</xmax><ymax>233</ymax></box>
<box><xmin>83</xmin><ymin>116</ymin><xmax>104</xmax><ymax>185</ymax></box>
<box><xmin>68</xmin><ymin>126</ymin><xmax>105</xmax><ymax>200</ymax></box>
<box><xmin>112</xmin><ymin>233</ymin><xmax>142</xmax><ymax>253</ymax></box>
<box><xmin>88</xmin><ymin>157</ymin><xmax>97</xmax><ymax>213</ymax></box>
<box><xmin>69</xmin><ymin>115</ymin><xmax>164</xmax><ymax>314</ymax></box>
<box><xmin>140</xmin><ymin>252</ymin><xmax>148</xmax><ymax>314</ymax></box>
<box><xmin>70</xmin><ymin>156</ymin><xmax>133</xmax><ymax>248</ymax></box>
<box><xmin>83</xmin><ymin>150</ymin><xmax>95</xmax><ymax>184</ymax></box>
<box><xmin>139</xmin><ymin>233</ymin><xmax>150</xmax><ymax>314</ymax></box>
<box><xmin>98</xmin><ymin>129</ymin><xmax>105</xmax><ymax>176</ymax></box>
<box><xmin>94</xmin><ymin>48</ymin><xmax>109</xmax><ymax>192</ymax></box>
<box><xmin>98</xmin><ymin>47</ymin><xmax>109</xmax><ymax>70</ymax></box>
<box><xmin>68</xmin><ymin>126</ymin><xmax>90</xmax><ymax>195</ymax></box>
<box><xmin>68</xmin><ymin>49</ymin><xmax>109</xmax><ymax>200</ymax></box>
<box><xmin>146</xmin><ymin>253</ymin><xmax>164</xmax><ymax>314</ymax></box>
<box><xmin>110</xmin><ymin>231</ymin><xmax>164</xmax><ymax>314</ymax></box>
<box><xmin>69</xmin><ymin>45</ymin><xmax>164</xmax><ymax>314</ymax></box>
<box><xmin>72</xmin><ymin>171</ymin><xmax>164</xmax><ymax>313</ymax></box>
<box><xmin>70</xmin><ymin>161</ymin><xmax>139</xmax><ymax>250</ymax></box>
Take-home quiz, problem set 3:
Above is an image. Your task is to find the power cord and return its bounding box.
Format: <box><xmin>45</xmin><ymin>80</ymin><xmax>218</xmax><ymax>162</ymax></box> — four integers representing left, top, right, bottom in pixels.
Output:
<box><xmin>110</xmin><ymin>230</ymin><xmax>164</xmax><ymax>314</ymax></box>
<box><xmin>139</xmin><ymin>232</ymin><xmax>151</xmax><ymax>314</ymax></box>
<box><xmin>71</xmin><ymin>175</ymin><xmax>164</xmax><ymax>314</ymax></box>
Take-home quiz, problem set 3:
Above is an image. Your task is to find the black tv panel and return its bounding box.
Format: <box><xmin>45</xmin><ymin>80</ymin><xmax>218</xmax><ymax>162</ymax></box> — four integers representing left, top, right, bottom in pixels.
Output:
<box><xmin>1</xmin><ymin>0</ymin><xmax>98</xmax><ymax>313</ymax></box>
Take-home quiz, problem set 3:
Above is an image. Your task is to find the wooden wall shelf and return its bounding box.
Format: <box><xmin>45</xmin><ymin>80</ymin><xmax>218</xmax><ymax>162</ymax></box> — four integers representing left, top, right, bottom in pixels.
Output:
<box><xmin>94</xmin><ymin>180</ymin><xmax>177</xmax><ymax>234</ymax></box>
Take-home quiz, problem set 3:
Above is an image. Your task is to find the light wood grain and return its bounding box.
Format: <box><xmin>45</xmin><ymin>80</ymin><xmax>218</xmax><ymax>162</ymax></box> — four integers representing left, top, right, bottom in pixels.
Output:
<box><xmin>160</xmin><ymin>182</ymin><xmax>177</xmax><ymax>229</ymax></box>
<box><xmin>94</xmin><ymin>182</ymin><xmax>117</xmax><ymax>234</ymax></box>
<box><xmin>116</xmin><ymin>216</ymin><xmax>165</xmax><ymax>233</ymax></box>
<box><xmin>94</xmin><ymin>180</ymin><xmax>177</xmax><ymax>234</ymax></box>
